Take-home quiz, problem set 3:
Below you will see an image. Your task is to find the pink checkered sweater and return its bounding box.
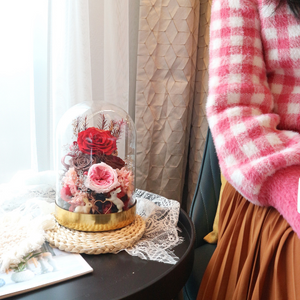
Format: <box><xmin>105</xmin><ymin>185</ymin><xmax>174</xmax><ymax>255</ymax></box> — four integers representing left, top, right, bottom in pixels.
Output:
<box><xmin>207</xmin><ymin>0</ymin><xmax>300</xmax><ymax>236</ymax></box>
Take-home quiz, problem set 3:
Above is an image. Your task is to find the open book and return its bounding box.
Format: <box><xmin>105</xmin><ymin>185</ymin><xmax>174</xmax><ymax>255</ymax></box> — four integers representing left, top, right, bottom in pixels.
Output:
<box><xmin>0</xmin><ymin>243</ymin><xmax>93</xmax><ymax>299</ymax></box>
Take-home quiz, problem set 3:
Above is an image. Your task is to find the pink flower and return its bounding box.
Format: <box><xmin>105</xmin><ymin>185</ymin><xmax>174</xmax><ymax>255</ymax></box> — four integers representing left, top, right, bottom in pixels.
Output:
<box><xmin>60</xmin><ymin>185</ymin><xmax>72</xmax><ymax>202</ymax></box>
<box><xmin>85</xmin><ymin>162</ymin><xmax>119</xmax><ymax>193</ymax></box>
<box><xmin>69</xmin><ymin>192</ymin><xmax>89</xmax><ymax>212</ymax></box>
<box><xmin>116</xmin><ymin>167</ymin><xmax>134</xmax><ymax>198</ymax></box>
<box><xmin>62</xmin><ymin>167</ymin><xmax>78</xmax><ymax>195</ymax></box>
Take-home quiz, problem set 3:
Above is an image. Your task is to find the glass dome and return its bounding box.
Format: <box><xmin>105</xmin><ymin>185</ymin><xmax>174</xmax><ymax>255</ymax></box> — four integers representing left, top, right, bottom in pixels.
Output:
<box><xmin>55</xmin><ymin>101</ymin><xmax>136</xmax><ymax>231</ymax></box>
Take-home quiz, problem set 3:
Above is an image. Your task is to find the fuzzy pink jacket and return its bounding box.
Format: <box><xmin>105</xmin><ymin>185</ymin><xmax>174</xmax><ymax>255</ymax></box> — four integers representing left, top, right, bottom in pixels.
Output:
<box><xmin>207</xmin><ymin>0</ymin><xmax>300</xmax><ymax>236</ymax></box>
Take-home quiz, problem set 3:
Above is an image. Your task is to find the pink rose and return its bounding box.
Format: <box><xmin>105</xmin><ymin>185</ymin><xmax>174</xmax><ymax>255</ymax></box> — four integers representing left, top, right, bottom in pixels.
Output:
<box><xmin>85</xmin><ymin>162</ymin><xmax>119</xmax><ymax>193</ymax></box>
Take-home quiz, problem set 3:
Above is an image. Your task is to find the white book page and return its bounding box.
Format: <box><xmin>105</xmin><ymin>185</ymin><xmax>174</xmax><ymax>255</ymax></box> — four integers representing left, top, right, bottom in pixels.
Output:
<box><xmin>0</xmin><ymin>243</ymin><xmax>93</xmax><ymax>299</ymax></box>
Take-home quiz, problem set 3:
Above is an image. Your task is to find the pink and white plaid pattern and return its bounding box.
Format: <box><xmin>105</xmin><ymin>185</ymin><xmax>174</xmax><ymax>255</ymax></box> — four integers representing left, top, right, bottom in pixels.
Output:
<box><xmin>207</xmin><ymin>0</ymin><xmax>300</xmax><ymax>205</ymax></box>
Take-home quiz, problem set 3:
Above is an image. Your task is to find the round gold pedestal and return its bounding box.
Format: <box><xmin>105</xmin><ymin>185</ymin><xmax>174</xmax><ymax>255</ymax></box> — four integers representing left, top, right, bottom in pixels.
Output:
<box><xmin>55</xmin><ymin>202</ymin><xmax>136</xmax><ymax>231</ymax></box>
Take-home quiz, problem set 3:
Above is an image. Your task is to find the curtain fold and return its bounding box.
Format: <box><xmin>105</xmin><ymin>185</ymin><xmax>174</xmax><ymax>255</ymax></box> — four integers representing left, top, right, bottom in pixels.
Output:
<box><xmin>103</xmin><ymin>1</ymin><xmax>129</xmax><ymax>112</ymax></box>
<box><xmin>135</xmin><ymin>0</ymin><xmax>211</xmax><ymax>209</ymax></box>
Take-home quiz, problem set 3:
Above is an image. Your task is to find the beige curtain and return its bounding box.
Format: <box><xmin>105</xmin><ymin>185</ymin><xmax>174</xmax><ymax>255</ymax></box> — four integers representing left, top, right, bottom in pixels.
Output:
<box><xmin>135</xmin><ymin>0</ymin><xmax>211</xmax><ymax>210</ymax></box>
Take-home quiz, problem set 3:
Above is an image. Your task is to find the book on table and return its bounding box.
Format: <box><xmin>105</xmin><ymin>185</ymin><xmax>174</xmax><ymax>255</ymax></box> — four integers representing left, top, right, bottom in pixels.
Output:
<box><xmin>0</xmin><ymin>242</ymin><xmax>93</xmax><ymax>299</ymax></box>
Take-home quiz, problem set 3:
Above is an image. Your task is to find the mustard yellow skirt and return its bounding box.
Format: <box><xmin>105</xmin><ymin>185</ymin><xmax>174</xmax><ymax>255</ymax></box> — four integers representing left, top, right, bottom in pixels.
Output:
<box><xmin>197</xmin><ymin>181</ymin><xmax>300</xmax><ymax>300</ymax></box>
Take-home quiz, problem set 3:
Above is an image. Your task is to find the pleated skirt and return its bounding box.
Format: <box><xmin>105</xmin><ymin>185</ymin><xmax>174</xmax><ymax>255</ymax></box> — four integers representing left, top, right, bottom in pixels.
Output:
<box><xmin>197</xmin><ymin>181</ymin><xmax>300</xmax><ymax>300</ymax></box>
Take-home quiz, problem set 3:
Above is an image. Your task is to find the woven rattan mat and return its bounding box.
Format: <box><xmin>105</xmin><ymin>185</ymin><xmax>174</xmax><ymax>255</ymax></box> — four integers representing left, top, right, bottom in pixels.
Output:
<box><xmin>46</xmin><ymin>215</ymin><xmax>146</xmax><ymax>255</ymax></box>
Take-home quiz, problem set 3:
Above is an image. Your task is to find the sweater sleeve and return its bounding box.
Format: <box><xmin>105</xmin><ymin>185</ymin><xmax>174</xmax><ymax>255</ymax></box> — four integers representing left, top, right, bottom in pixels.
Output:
<box><xmin>207</xmin><ymin>0</ymin><xmax>300</xmax><ymax>234</ymax></box>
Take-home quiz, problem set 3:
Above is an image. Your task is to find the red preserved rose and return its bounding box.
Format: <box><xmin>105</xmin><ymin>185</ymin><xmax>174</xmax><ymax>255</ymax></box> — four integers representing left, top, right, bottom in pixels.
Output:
<box><xmin>77</xmin><ymin>127</ymin><xmax>117</xmax><ymax>155</ymax></box>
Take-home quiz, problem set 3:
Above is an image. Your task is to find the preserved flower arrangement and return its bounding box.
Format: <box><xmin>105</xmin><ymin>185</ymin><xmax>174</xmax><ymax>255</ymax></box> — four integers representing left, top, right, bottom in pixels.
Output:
<box><xmin>55</xmin><ymin>102</ymin><xmax>136</xmax><ymax>231</ymax></box>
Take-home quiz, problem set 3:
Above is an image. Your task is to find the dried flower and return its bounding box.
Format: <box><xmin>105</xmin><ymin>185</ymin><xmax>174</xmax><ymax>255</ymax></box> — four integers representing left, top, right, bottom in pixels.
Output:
<box><xmin>60</xmin><ymin>113</ymin><xmax>132</xmax><ymax>214</ymax></box>
<box><xmin>72</xmin><ymin>116</ymin><xmax>88</xmax><ymax>138</ymax></box>
<box><xmin>116</xmin><ymin>167</ymin><xmax>134</xmax><ymax>198</ymax></box>
<box><xmin>62</xmin><ymin>167</ymin><xmax>78</xmax><ymax>195</ymax></box>
<box><xmin>71</xmin><ymin>153</ymin><xmax>96</xmax><ymax>172</ymax></box>
<box><xmin>102</xmin><ymin>155</ymin><xmax>125</xmax><ymax>169</ymax></box>
<box><xmin>68</xmin><ymin>192</ymin><xmax>89</xmax><ymax>212</ymax></box>
<box><xmin>110</xmin><ymin>119</ymin><xmax>126</xmax><ymax>138</ymax></box>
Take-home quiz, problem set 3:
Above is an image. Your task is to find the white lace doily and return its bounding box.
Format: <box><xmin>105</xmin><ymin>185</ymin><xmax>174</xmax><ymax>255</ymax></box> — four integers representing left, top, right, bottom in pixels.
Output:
<box><xmin>127</xmin><ymin>189</ymin><xmax>183</xmax><ymax>264</ymax></box>
<box><xmin>0</xmin><ymin>171</ymin><xmax>183</xmax><ymax>271</ymax></box>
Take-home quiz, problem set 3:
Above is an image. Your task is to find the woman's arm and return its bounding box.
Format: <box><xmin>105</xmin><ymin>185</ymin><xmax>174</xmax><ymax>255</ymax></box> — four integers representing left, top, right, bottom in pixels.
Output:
<box><xmin>208</xmin><ymin>0</ymin><xmax>300</xmax><ymax>235</ymax></box>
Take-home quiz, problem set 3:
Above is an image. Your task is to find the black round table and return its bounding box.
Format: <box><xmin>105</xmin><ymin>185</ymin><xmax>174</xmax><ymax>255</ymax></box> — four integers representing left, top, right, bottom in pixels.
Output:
<box><xmin>8</xmin><ymin>209</ymin><xmax>195</xmax><ymax>300</ymax></box>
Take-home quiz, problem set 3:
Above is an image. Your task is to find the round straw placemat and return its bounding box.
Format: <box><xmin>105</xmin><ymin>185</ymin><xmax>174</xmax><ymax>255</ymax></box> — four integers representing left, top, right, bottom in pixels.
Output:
<box><xmin>45</xmin><ymin>215</ymin><xmax>146</xmax><ymax>255</ymax></box>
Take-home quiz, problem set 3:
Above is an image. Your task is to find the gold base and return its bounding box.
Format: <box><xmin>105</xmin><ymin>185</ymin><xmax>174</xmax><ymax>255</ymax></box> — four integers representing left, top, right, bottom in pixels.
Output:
<box><xmin>55</xmin><ymin>202</ymin><xmax>136</xmax><ymax>232</ymax></box>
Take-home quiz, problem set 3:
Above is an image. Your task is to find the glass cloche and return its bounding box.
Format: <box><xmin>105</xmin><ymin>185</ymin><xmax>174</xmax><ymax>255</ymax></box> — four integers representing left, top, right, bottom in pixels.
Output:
<box><xmin>55</xmin><ymin>101</ymin><xmax>136</xmax><ymax>231</ymax></box>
